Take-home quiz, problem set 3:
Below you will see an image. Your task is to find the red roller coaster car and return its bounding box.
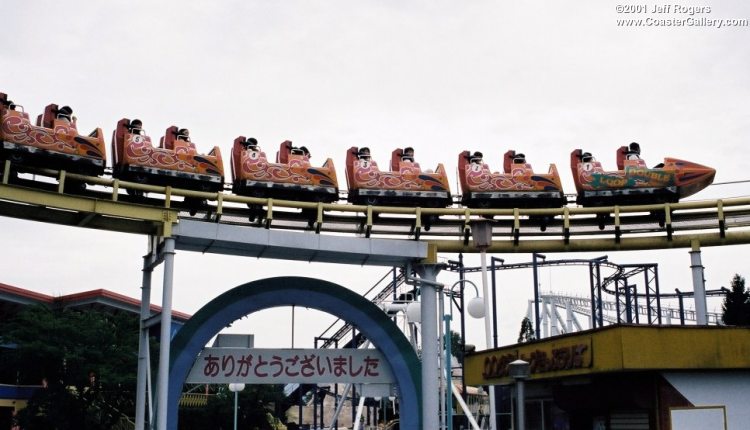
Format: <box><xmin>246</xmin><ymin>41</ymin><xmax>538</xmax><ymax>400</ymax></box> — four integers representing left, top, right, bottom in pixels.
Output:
<box><xmin>0</xmin><ymin>92</ymin><xmax>106</xmax><ymax>176</ymax></box>
<box><xmin>231</xmin><ymin>138</ymin><xmax>338</xmax><ymax>202</ymax></box>
<box><xmin>571</xmin><ymin>143</ymin><xmax>716</xmax><ymax>207</ymax></box>
<box><xmin>458</xmin><ymin>149</ymin><xmax>565</xmax><ymax>209</ymax></box>
<box><xmin>0</xmin><ymin>91</ymin><xmax>721</xmax><ymax>227</ymax></box>
<box><xmin>345</xmin><ymin>146</ymin><xmax>452</xmax><ymax>208</ymax></box>
<box><xmin>111</xmin><ymin>119</ymin><xmax>224</xmax><ymax>193</ymax></box>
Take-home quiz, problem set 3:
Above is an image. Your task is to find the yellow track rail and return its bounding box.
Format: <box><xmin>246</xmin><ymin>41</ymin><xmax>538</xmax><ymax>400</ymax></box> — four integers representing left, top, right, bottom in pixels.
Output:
<box><xmin>1</xmin><ymin>163</ymin><xmax>749</xmax><ymax>253</ymax></box>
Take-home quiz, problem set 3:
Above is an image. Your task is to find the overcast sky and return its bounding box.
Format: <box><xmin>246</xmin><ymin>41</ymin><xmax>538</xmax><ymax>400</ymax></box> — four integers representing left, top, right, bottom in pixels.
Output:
<box><xmin>1</xmin><ymin>1</ymin><xmax>749</xmax><ymax>349</ymax></box>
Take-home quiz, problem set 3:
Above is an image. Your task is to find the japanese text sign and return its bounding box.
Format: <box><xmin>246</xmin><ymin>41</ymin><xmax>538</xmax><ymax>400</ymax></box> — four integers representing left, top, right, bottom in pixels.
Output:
<box><xmin>186</xmin><ymin>348</ymin><xmax>395</xmax><ymax>384</ymax></box>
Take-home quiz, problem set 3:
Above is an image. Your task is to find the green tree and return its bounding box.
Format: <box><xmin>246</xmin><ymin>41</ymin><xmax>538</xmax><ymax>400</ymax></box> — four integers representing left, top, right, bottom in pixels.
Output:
<box><xmin>449</xmin><ymin>330</ymin><xmax>465</xmax><ymax>362</ymax></box>
<box><xmin>722</xmin><ymin>274</ymin><xmax>750</xmax><ymax>325</ymax></box>
<box><xmin>517</xmin><ymin>317</ymin><xmax>535</xmax><ymax>343</ymax></box>
<box><xmin>179</xmin><ymin>384</ymin><xmax>292</xmax><ymax>430</ymax></box>
<box><xmin>0</xmin><ymin>305</ymin><xmax>140</xmax><ymax>429</ymax></box>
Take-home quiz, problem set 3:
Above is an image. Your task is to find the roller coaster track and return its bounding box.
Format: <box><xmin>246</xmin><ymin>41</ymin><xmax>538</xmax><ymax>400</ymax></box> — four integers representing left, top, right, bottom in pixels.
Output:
<box><xmin>1</xmin><ymin>163</ymin><xmax>750</xmax><ymax>254</ymax></box>
<box><xmin>534</xmin><ymin>292</ymin><xmax>723</xmax><ymax>338</ymax></box>
<box><xmin>316</xmin><ymin>268</ymin><xmax>410</xmax><ymax>350</ymax></box>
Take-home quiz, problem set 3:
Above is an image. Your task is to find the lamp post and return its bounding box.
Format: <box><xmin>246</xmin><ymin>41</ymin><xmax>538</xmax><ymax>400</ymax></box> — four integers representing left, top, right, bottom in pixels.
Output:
<box><xmin>228</xmin><ymin>383</ymin><xmax>245</xmax><ymax>430</ymax></box>
<box><xmin>406</xmin><ymin>283</ymin><xmax>485</xmax><ymax>430</ymax></box>
<box><xmin>444</xmin><ymin>279</ymin><xmax>485</xmax><ymax>430</ymax></box>
<box><xmin>472</xmin><ymin>220</ymin><xmax>497</xmax><ymax>430</ymax></box>
<box><xmin>508</xmin><ymin>359</ymin><xmax>530</xmax><ymax>430</ymax></box>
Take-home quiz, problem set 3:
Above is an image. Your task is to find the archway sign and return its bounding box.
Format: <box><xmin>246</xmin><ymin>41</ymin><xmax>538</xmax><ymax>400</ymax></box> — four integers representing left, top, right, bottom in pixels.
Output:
<box><xmin>168</xmin><ymin>276</ymin><xmax>422</xmax><ymax>429</ymax></box>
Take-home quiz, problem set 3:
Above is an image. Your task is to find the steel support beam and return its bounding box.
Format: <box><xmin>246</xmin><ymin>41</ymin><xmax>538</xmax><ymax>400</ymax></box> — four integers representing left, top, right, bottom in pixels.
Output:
<box><xmin>136</xmin><ymin>239</ymin><xmax>157</xmax><ymax>430</ymax></box>
<box><xmin>428</xmin><ymin>230</ymin><xmax>750</xmax><ymax>253</ymax></box>
<box><xmin>156</xmin><ymin>238</ymin><xmax>176</xmax><ymax>430</ymax></box>
<box><xmin>0</xmin><ymin>184</ymin><xmax>176</xmax><ymax>236</ymax></box>
<box><xmin>589</xmin><ymin>261</ymin><xmax>599</xmax><ymax>328</ymax></box>
<box><xmin>654</xmin><ymin>266</ymin><xmax>662</xmax><ymax>325</ymax></box>
<box><xmin>532</xmin><ymin>253</ymin><xmax>542</xmax><ymax>339</ymax></box>
<box><xmin>595</xmin><ymin>262</ymin><xmax>603</xmax><ymax>327</ymax></box>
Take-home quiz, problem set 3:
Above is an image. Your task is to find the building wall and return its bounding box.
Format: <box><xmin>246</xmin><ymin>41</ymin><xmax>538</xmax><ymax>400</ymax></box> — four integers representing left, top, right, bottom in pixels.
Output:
<box><xmin>0</xmin><ymin>384</ymin><xmax>35</xmax><ymax>410</ymax></box>
<box><xmin>0</xmin><ymin>399</ymin><xmax>24</xmax><ymax>410</ymax></box>
<box><xmin>663</xmin><ymin>371</ymin><xmax>750</xmax><ymax>430</ymax></box>
<box><xmin>0</xmin><ymin>399</ymin><xmax>27</xmax><ymax>430</ymax></box>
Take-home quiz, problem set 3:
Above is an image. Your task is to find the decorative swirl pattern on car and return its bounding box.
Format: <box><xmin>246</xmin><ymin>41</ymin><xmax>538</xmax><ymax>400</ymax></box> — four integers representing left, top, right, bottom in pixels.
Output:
<box><xmin>307</xmin><ymin>168</ymin><xmax>336</xmax><ymax>187</ymax></box>
<box><xmin>352</xmin><ymin>163</ymin><xmax>427</xmax><ymax>190</ymax></box>
<box><xmin>241</xmin><ymin>153</ymin><xmax>312</xmax><ymax>184</ymax></box>
<box><xmin>2</xmin><ymin>115</ymin><xmax>78</xmax><ymax>153</ymax></box>
<box><xmin>577</xmin><ymin>163</ymin><xmax>675</xmax><ymax>190</ymax></box>
<box><xmin>192</xmin><ymin>155</ymin><xmax>222</xmax><ymax>175</ymax></box>
<box><xmin>125</xmin><ymin>135</ymin><xmax>196</xmax><ymax>171</ymax></box>
<box><xmin>73</xmin><ymin>136</ymin><xmax>105</xmax><ymax>158</ymax></box>
<box><xmin>464</xmin><ymin>164</ymin><xmax>559</xmax><ymax>191</ymax></box>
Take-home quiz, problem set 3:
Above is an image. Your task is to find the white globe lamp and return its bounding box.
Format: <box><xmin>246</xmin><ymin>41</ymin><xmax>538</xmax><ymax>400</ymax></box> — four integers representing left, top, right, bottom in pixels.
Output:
<box><xmin>467</xmin><ymin>296</ymin><xmax>486</xmax><ymax>319</ymax></box>
<box><xmin>405</xmin><ymin>301</ymin><xmax>422</xmax><ymax>323</ymax></box>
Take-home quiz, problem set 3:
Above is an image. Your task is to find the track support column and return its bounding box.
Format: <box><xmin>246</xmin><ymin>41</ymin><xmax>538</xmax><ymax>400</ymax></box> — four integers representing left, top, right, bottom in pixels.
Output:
<box><xmin>157</xmin><ymin>237</ymin><xmax>176</xmax><ymax>430</ymax></box>
<box><xmin>532</xmin><ymin>253</ymin><xmax>542</xmax><ymax>338</ymax></box>
<box><xmin>474</xmin><ymin>222</ymin><xmax>497</xmax><ymax>430</ymax></box>
<box><xmin>414</xmin><ymin>264</ymin><xmax>441</xmax><ymax>430</ymax></box>
<box><xmin>689</xmin><ymin>240</ymin><xmax>708</xmax><ymax>325</ymax></box>
<box><xmin>135</xmin><ymin>238</ymin><xmax>158</xmax><ymax>430</ymax></box>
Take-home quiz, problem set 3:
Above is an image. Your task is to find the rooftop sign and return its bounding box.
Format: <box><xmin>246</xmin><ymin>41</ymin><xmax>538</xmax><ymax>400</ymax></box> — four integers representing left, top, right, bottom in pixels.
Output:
<box><xmin>473</xmin><ymin>337</ymin><xmax>593</xmax><ymax>385</ymax></box>
<box><xmin>465</xmin><ymin>326</ymin><xmax>750</xmax><ymax>386</ymax></box>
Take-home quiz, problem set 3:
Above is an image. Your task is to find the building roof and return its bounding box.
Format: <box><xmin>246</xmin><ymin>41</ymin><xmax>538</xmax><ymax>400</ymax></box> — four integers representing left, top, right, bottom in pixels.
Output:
<box><xmin>0</xmin><ymin>282</ymin><xmax>191</xmax><ymax>322</ymax></box>
<box><xmin>465</xmin><ymin>324</ymin><xmax>750</xmax><ymax>386</ymax></box>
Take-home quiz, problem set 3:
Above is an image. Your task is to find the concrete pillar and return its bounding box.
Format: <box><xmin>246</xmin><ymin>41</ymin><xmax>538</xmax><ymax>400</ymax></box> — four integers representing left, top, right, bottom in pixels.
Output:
<box><xmin>415</xmin><ymin>264</ymin><xmax>441</xmax><ymax>430</ymax></box>
<box><xmin>689</xmin><ymin>241</ymin><xmax>708</xmax><ymax>325</ymax></box>
<box><xmin>479</xmin><ymin>251</ymin><xmax>497</xmax><ymax>430</ymax></box>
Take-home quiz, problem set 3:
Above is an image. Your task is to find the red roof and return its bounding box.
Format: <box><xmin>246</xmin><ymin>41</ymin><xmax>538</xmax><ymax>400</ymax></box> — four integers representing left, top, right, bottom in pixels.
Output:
<box><xmin>0</xmin><ymin>282</ymin><xmax>191</xmax><ymax>322</ymax></box>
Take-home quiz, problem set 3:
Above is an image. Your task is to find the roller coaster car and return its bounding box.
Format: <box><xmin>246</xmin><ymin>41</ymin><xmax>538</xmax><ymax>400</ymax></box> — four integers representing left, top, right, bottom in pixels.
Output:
<box><xmin>570</xmin><ymin>146</ymin><xmax>716</xmax><ymax>206</ymax></box>
<box><xmin>230</xmin><ymin>138</ymin><xmax>338</xmax><ymax>202</ymax></box>
<box><xmin>0</xmin><ymin>93</ymin><xmax>106</xmax><ymax>176</ymax></box>
<box><xmin>458</xmin><ymin>150</ymin><xmax>565</xmax><ymax>208</ymax></box>
<box><xmin>345</xmin><ymin>147</ymin><xmax>452</xmax><ymax>207</ymax></box>
<box><xmin>111</xmin><ymin>119</ymin><xmax>224</xmax><ymax>192</ymax></box>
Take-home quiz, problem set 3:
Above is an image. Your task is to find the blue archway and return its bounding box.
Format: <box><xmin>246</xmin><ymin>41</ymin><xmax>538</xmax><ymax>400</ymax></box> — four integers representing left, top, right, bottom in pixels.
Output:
<box><xmin>167</xmin><ymin>276</ymin><xmax>421</xmax><ymax>429</ymax></box>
